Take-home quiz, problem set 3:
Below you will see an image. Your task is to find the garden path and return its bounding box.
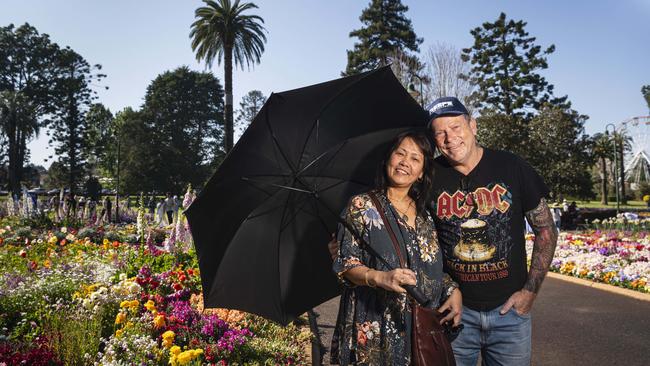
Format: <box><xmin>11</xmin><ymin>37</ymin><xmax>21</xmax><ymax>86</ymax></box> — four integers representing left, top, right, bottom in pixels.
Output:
<box><xmin>313</xmin><ymin>276</ymin><xmax>650</xmax><ymax>365</ymax></box>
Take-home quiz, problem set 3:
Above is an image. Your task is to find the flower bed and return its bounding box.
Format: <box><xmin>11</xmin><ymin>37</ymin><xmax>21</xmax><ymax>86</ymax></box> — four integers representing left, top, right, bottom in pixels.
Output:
<box><xmin>0</xmin><ymin>220</ymin><xmax>311</xmax><ymax>365</ymax></box>
<box><xmin>527</xmin><ymin>231</ymin><xmax>650</xmax><ymax>293</ymax></box>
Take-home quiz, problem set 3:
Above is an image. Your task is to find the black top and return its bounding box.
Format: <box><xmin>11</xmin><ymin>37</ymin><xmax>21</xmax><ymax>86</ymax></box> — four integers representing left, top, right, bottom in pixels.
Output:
<box><xmin>429</xmin><ymin>148</ymin><xmax>549</xmax><ymax>310</ymax></box>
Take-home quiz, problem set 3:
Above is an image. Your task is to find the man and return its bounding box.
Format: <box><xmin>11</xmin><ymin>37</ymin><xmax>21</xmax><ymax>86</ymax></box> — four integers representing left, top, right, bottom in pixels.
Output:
<box><xmin>427</xmin><ymin>96</ymin><xmax>557</xmax><ymax>365</ymax></box>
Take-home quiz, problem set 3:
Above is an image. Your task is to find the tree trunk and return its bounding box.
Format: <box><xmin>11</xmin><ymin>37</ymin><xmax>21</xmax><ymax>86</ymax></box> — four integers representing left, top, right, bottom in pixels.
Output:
<box><xmin>618</xmin><ymin>142</ymin><xmax>626</xmax><ymax>204</ymax></box>
<box><xmin>7</xmin><ymin>110</ymin><xmax>21</xmax><ymax>196</ymax></box>
<box><xmin>224</xmin><ymin>45</ymin><xmax>234</xmax><ymax>153</ymax></box>
<box><xmin>600</xmin><ymin>157</ymin><xmax>608</xmax><ymax>205</ymax></box>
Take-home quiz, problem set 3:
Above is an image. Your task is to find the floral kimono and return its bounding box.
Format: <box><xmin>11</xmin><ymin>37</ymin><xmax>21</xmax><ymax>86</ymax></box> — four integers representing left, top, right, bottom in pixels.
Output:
<box><xmin>331</xmin><ymin>191</ymin><xmax>457</xmax><ymax>366</ymax></box>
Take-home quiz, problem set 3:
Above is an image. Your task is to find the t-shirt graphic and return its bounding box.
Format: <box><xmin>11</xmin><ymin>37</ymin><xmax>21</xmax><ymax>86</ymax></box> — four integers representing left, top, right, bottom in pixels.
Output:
<box><xmin>436</xmin><ymin>182</ymin><xmax>513</xmax><ymax>282</ymax></box>
<box><xmin>430</xmin><ymin>148</ymin><xmax>549</xmax><ymax>311</ymax></box>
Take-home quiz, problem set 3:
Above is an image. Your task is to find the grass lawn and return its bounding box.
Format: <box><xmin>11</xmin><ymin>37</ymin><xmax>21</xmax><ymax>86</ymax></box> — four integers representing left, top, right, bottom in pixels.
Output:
<box><xmin>571</xmin><ymin>200</ymin><xmax>649</xmax><ymax>209</ymax></box>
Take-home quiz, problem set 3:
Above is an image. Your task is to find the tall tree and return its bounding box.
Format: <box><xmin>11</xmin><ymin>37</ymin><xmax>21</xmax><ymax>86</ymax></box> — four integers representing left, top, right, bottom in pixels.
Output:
<box><xmin>0</xmin><ymin>91</ymin><xmax>39</xmax><ymax>192</ymax></box>
<box><xmin>461</xmin><ymin>13</ymin><xmax>568</xmax><ymax>118</ymax></box>
<box><xmin>190</xmin><ymin>0</ymin><xmax>267</xmax><ymax>153</ymax></box>
<box><xmin>423</xmin><ymin>42</ymin><xmax>474</xmax><ymax>110</ymax></box>
<box><xmin>0</xmin><ymin>23</ymin><xmax>61</xmax><ymax>195</ymax></box>
<box><xmin>613</xmin><ymin>131</ymin><xmax>632</xmax><ymax>203</ymax></box>
<box><xmin>591</xmin><ymin>133</ymin><xmax>613</xmax><ymax>204</ymax></box>
<box><xmin>344</xmin><ymin>0</ymin><xmax>422</xmax><ymax>76</ymax></box>
<box><xmin>235</xmin><ymin>89</ymin><xmax>265</xmax><ymax>139</ymax></box>
<box><xmin>526</xmin><ymin>106</ymin><xmax>593</xmax><ymax>199</ymax></box>
<box><xmin>49</xmin><ymin>47</ymin><xmax>105</xmax><ymax>194</ymax></box>
<box><xmin>642</xmin><ymin>85</ymin><xmax>650</xmax><ymax>112</ymax></box>
<box><xmin>84</xmin><ymin>103</ymin><xmax>114</xmax><ymax>175</ymax></box>
<box><xmin>117</xmin><ymin>67</ymin><xmax>225</xmax><ymax>194</ymax></box>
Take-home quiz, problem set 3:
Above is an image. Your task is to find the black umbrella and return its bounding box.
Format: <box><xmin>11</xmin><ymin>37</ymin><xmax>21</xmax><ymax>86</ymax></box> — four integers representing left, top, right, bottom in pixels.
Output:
<box><xmin>185</xmin><ymin>66</ymin><xmax>428</xmax><ymax>325</ymax></box>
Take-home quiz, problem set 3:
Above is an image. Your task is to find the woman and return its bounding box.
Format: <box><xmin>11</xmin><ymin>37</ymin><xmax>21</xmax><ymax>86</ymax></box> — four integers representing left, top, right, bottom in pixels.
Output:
<box><xmin>331</xmin><ymin>131</ymin><xmax>461</xmax><ymax>365</ymax></box>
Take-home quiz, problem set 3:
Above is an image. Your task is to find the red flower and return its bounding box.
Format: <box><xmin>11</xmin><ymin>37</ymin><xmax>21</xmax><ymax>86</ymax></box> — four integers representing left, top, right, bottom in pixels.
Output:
<box><xmin>173</xmin><ymin>283</ymin><xmax>183</xmax><ymax>291</ymax></box>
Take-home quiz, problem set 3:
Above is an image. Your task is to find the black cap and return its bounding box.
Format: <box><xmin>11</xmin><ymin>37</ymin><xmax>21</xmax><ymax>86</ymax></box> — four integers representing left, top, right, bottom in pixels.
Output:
<box><xmin>425</xmin><ymin>97</ymin><xmax>469</xmax><ymax>126</ymax></box>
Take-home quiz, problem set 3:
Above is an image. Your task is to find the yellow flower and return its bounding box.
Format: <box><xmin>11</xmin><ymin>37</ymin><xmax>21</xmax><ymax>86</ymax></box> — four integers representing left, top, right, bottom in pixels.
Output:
<box><xmin>145</xmin><ymin>299</ymin><xmax>156</xmax><ymax>312</ymax></box>
<box><xmin>154</xmin><ymin>315</ymin><xmax>166</xmax><ymax>329</ymax></box>
<box><xmin>170</xmin><ymin>345</ymin><xmax>181</xmax><ymax>356</ymax></box>
<box><xmin>115</xmin><ymin>328</ymin><xmax>124</xmax><ymax>338</ymax></box>
<box><xmin>162</xmin><ymin>330</ymin><xmax>175</xmax><ymax>349</ymax></box>
<box><xmin>176</xmin><ymin>351</ymin><xmax>192</xmax><ymax>365</ymax></box>
<box><xmin>48</xmin><ymin>236</ymin><xmax>58</xmax><ymax>245</ymax></box>
<box><xmin>191</xmin><ymin>349</ymin><xmax>203</xmax><ymax>358</ymax></box>
<box><xmin>115</xmin><ymin>312</ymin><xmax>127</xmax><ymax>325</ymax></box>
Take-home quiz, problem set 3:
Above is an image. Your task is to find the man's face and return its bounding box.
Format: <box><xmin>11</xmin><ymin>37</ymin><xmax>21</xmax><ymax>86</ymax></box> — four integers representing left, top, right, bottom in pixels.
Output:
<box><xmin>430</xmin><ymin>114</ymin><xmax>478</xmax><ymax>166</ymax></box>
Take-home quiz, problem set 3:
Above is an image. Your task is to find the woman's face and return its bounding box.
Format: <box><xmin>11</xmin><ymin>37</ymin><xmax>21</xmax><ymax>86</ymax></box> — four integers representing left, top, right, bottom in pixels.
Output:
<box><xmin>386</xmin><ymin>137</ymin><xmax>425</xmax><ymax>189</ymax></box>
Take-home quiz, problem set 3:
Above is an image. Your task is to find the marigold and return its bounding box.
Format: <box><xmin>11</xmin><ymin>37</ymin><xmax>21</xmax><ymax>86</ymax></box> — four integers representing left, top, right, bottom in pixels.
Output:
<box><xmin>154</xmin><ymin>315</ymin><xmax>166</xmax><ymax>329</ymax></box>
<box><xmin>115</xmin><ymin>312</ymin><xmax>126</xmax><ymax>325</ymax></box>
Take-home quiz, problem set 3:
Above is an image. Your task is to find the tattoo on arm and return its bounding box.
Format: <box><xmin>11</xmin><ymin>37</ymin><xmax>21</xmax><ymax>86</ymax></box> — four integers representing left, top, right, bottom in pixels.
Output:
<box><xmin>524</xmin><ymin>198</ymin><xmax>558</xmax><ymax>293</ymax></box>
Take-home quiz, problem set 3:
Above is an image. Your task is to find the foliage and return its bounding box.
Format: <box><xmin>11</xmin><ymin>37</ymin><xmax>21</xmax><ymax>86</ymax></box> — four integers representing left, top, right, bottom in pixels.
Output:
<box><xmin>344</xmin><ymin>0</ymin><xmax>422</xmax><ymax>76</ymax></box>
<box><xmin>83</xmin><ymin>103</ymin><xmax>114</xmax><ymax>175</ymax></box>
<box><xmin>642</xmin><ymin>85</ymin><xmax>650</xmax><ymax>112</ymax></box>
<box><xmin>526</xmin><ymin>106</ymin><xmax>594</xmax><ymax>199</ymax></box>
<box><xmin>190</xmin><ymin>0</ymin><xmax>267</xmax><ymax>153</ymax></box>
<box><xmin>235</xmin><ymin>89</ymin><xmax>266</xmax><ymax>138</ymax></box>
<box><xmin>48</xmin><ymin>47</ymin><xmax>105</xmax><ymax>194</ymax></box>
<box><xmin>117</xmin><ymin>67</ymin><xmax>225</xmax><ymax>194</ymax></box>
<box><xmin>461</xmin><ymin>12</ymin><xmax>569</xmax><ymax>118</ymax></box>
<box><xmin>0</xmin><ymin>23</ymin><xmax>60</xmax><ymax>195</ymax></box>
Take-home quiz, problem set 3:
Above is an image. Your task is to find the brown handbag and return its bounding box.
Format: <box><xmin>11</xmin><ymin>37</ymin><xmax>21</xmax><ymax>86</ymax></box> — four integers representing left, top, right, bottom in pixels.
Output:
<box><xmin>368</xmin><ymin>192</ymin><xmax>456</xmax><ymax>366</ymax></box>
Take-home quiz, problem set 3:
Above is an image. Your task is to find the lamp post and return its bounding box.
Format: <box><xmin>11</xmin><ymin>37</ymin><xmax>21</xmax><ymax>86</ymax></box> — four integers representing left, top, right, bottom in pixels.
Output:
<box><xmin>407</xmin><ymin>73</ymin><xmax>424</xmax><ymax>106</ymax></box>
<box><xmin>606</xmin><ymin>123</ymin><xmax>620</xmax><ymax>214</ymax></box>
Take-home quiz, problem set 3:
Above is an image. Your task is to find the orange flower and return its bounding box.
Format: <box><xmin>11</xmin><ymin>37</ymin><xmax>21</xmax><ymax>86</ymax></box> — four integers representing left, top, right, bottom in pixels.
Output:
<box><xmin>357</xmin><ymin>329</ymin><xmax>367</xmax><ymax>346</ymax></box>
<box><xmin>60</xmin><ymin>239</ymin><xmax>67</xmax><ymax>246</ymax></box>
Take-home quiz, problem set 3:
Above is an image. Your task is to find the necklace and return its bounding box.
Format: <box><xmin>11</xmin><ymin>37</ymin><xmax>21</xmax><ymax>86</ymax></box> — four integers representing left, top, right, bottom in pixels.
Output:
<box><xmin>388</xmin><ymin>196</ymin><xmax>414</xmax><ymax>221</ymax></box>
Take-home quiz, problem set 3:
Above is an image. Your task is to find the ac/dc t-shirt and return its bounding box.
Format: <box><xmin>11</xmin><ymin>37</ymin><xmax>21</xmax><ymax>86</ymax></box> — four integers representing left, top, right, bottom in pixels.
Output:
<box><xmin>430</xmin><ymin>148</ymin><xmax>549</xmax><ymax>311</ymax></box>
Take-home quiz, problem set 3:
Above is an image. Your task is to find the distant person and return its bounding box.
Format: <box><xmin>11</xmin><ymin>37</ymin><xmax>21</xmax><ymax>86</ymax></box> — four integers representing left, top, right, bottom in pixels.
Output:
<box><xmin>148</xmin><ymin>195</ymin><xmax>156</xmax><ymax>215</ymax></box>
<box><xmin>101</xmin><ymin>196</ymin><xmax>112</xmax><ymax>223</ymax></box>
<box><xmin>163</xmin><ymin>193</ymin><xmax>175</xmax><ymax>224</ymax></box>
<box><xmin>551</xmin><ymin>205</ymin><xmax>562</xmax><ymax>231</ymax></box>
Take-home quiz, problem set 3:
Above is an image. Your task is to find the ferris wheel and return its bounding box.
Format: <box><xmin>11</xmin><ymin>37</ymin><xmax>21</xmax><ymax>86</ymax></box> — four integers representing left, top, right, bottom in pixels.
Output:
<box><xmin>617</xmin><ymin>116</ymin><xmax>650</xmax><ymax>187</ymax></box>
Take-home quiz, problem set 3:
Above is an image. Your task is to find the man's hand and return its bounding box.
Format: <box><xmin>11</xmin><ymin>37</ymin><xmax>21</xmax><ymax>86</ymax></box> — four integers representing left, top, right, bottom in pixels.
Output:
<box><xmin>327</xmin><ymin>234</ymin><xmax>339</xmax><ymax>261</ymax></box>
<box><xmin>438</xmin><ymin>288</ymin><xmax>462</xmax><ymax>326</ymax></box>
<box><xmin>500</xmin><ymin>289</ymin><xmax>536</xmax><ymax>315</ymax></box>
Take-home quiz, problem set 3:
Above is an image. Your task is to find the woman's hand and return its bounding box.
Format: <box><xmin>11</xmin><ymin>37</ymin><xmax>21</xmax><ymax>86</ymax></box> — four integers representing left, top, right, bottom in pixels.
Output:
<box><xmin>371</xmin><ymin>268</ymin><xmax>417</xmax><ymax>293</ymax></box>
<box><xmin>438</xmin><ymin>288</ymin><xmax>462</xmax><ymax>326</ymax></box>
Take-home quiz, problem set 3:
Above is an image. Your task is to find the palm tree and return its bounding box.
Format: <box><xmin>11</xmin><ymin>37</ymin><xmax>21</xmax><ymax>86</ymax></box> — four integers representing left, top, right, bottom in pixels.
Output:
<box><xmin>190</xmin><ymin>0</ymin><xmax>267</xmax><ymax>153</ymax></box>
<box><xmin>613</xmin><ymin>131</ymin><xmax>632</xmax><ymax>203</ymax></box>
<box><xmin>591</xmin><ymin>133</ymin><xmax>613</xmax><ymax>205</ymax></box>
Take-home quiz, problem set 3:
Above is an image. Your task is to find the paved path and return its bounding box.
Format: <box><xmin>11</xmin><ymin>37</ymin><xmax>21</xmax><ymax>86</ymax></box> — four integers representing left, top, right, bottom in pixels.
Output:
<box><xmin>313</xmin><ymin>276</ymin><xmax>650</xmax><ymax>365</ymax></box>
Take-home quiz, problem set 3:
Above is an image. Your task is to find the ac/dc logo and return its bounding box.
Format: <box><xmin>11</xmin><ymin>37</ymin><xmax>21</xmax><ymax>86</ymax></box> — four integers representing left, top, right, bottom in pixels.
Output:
<box><xmin>436</xmin><ymin>184</ymin><xmax>511</xmax><ymax>219</ymax></box>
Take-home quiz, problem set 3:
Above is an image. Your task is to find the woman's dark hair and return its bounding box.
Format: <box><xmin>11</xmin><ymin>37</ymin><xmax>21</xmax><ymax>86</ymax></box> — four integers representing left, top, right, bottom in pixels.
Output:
<box><xmin>375</xmin><ymin>130</ymin><xmax>435</xmax><ymax>215</ymax></box>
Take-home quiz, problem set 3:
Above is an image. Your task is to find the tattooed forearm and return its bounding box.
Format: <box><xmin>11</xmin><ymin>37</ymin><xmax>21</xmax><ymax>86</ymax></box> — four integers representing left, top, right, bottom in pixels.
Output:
<box><xmin>524</xmin><ymin>198</ymin><xmax>558</xmax><ymax>293</ymax></box>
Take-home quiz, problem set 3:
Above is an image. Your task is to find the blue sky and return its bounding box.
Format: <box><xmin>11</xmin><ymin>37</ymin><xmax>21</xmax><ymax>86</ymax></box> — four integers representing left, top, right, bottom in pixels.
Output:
<box><xmin>2</xmin><ymin>0</ymin><xmax>648</xmax><ymax>168</ymax></box>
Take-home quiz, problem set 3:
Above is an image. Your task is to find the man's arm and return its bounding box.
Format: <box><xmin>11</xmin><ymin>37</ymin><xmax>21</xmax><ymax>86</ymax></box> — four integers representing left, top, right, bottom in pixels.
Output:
<box><xmin>524</xmin><ymin>198</ymin><xmax>558</xmax><ymax>294</ymax></box>
<box><xmin>501</xmin><ymin>198</ymin><xmax>558</xmax><ymax>314</ymax></box>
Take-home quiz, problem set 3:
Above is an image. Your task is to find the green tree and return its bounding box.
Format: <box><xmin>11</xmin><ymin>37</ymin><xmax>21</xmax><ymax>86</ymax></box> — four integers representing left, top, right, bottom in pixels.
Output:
<box><xmin>591</xmin><ymin>133</ymin><xmax>613</xmax><ymax>204</ymax></box>
<box><xmin>613</xmin><ymin>132</ymin><xmax>632</xmax><ymax>203</ymax></box>
<box><xmin>344</xmin><ymin>0</ymin><xmax>422</xmax><ymax>76</ymax></box>
<box><xmin>49</xmin><ymin>47</ymin><xmax>105</xmax><ymax>194</ymax></box>
<box><xmin>84</xmin><ymin>103</ymin><xmax>114</xmax><ymax>175</ymax></box>
<box><xmin>43</xmin><ymin>161</ymin><xmax>68</xmax><ymax>189</ymax></box>
<box><xmin>0</xmin><ymin>91</ymin><xmax>39</xmax><ymax>192</ymax></box>
<box><xmin>642</xmin><ymin>85</ymin><xmax>650</xmax><ymax>112</ymax></box>
<box><xmin>190</xmin><ymin>0</ymin><xmax>267</xmax><ymax>153</ymax></box>
<box><xmin>0</xmin><ymin>23</ymin><xmax>61</xmax><ymax>195</ymax></box>
<box><xmin>461</xmin><ymin>13</ymin><xmax>568</xmax><ymax>118</ymax></box>
<box><xmin>476</xmin><ymin>111</ymin><xmax>529</xmax><ymax>157</ymax></box>
<box><xmin>235</xmin><ymin>89</ymin><xmax>265</xmax><ymax>138</ymax></box>
<box><xmin>117</xmin><ymin>67</ymin><xmax>225</xmax><ymax>194</ymax></box>
<box><xmin>527</xmin><ymin>107</ymin><xmax>593</xmax><ymax>199</ymax></box>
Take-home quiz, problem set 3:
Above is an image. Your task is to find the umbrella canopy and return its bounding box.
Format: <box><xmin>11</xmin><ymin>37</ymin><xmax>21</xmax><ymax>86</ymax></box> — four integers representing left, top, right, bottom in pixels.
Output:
<box><xmin>185</xmin><ymin>66</ymin><xmax>428</xmax><ymax>325</ymax></box>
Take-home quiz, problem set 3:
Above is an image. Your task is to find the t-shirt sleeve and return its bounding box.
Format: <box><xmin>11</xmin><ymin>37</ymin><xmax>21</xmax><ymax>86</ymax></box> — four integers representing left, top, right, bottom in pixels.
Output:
<box><xmin>517</xmin><ymin>156</ymin><xmax>550</xmax><ymax>213</ymax></box>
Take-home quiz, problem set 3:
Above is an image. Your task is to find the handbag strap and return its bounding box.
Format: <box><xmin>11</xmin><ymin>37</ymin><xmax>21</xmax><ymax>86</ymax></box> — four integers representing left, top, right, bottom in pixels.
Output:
<box><xmin>368</xmin><ymin>191</ymin><xmax>406</xmax><ymax>269</ymax></box>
